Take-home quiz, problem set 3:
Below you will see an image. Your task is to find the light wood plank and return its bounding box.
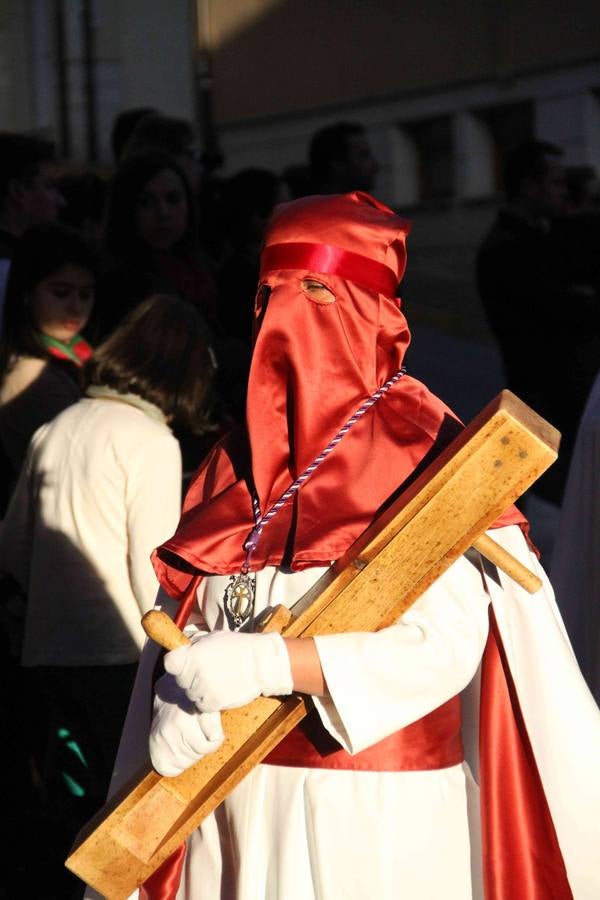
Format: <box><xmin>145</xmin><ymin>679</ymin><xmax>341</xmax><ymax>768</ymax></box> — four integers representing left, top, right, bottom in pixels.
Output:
<box><xmin>66</xmin><ymin>390</ymin><xmax>559</xmax><ymax>898</ymax></box>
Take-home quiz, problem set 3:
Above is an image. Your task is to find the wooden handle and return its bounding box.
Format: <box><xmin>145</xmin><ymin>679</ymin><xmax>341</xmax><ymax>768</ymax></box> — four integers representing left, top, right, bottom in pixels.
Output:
<box><xmin>141</xmin><ymin>610</ymin><xmax>190</xmax><ymax>650</ymax></box>
<box><xmin>472</xmin><ymin>533</ymin><xmax>542</xmax><ymax>594</ymax></box>
<box><xmin>141</xmin><ymin>605</ymin><xmax>294</xmax><ymax>653</ymax></box>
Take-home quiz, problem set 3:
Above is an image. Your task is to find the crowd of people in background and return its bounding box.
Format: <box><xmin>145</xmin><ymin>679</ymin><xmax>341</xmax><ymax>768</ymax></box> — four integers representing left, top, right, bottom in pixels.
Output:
<box><xmin>0</xmin><ymin>109</ymin><xmax>598</xmax><ymax>898</ymax></box>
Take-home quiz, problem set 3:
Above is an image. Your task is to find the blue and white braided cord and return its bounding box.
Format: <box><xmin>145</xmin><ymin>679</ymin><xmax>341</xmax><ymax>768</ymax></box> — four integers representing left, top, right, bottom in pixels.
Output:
<box><xmin>241</xmin><ymin>366</ymin><xmax>406</xmax><ymax>571</ymax></box>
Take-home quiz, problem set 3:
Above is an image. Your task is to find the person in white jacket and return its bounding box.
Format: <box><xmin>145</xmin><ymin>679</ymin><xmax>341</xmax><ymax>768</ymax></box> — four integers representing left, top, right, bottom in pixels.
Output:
<box><xmin>0</xmin><ymin>292</ymin><xmax>216</xmax><ymax>893</ymax></box>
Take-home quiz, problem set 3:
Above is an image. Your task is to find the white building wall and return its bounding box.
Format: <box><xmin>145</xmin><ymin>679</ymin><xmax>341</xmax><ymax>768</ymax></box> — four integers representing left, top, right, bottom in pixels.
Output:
<box><xmin>0</xmin><ymin>0</ymin><xmax>195</xmax><ymax>164</ymax></box>
<box><xmin>0</xmin><ymin>1</ymin><xmax>35</xmax><ymax>131</ymax></box>
<box><xmin>114</xmin><ymin>0</ymin><xmax>195</xmax><ymax>122</ymax></box>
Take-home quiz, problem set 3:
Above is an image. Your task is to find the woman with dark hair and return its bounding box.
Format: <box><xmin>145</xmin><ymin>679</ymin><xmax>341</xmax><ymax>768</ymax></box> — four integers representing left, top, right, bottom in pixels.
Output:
<box><xmin>56</xmin><ymin>167</ymin><xmax>109</xmax><ymax>241</ymax></box>
<box><xmin>0</xmin><ymin>222</ymin><xmax>97</xmax><ymax>501</ymax></box>
<box><xmin>95</xmin><ymin>150</ymin><xmax>217</xmax><ymax>339</ymax></box>
<box><xmin>0</xmin><ymin>293</ymin><xmax>217</xmax><ymax>892</ymax></box>
<box><xmin>122</xmin><ymin>112</ymin><xmax>201</xmax><ymax>194</ymax></box>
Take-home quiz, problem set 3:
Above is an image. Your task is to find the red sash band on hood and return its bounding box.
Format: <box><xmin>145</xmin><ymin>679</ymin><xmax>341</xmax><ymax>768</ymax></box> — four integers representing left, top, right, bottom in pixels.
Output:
<box><xmin>260</xmin><ymin>242</ymin><xmax>399</xmax><ymax>298</ymax></box>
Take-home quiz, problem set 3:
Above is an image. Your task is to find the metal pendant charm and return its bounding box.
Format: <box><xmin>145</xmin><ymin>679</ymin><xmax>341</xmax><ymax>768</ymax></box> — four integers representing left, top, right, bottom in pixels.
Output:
<box><xmin>224</xmin><ymin>571</ymin><xmax>256</xmax><ymax>630</ymax></box>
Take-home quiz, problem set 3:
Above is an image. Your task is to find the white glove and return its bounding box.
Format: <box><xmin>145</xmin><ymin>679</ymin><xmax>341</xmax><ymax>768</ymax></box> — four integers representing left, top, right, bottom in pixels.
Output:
<box><xmin>149</xmin><ymin>673</ymin><xmax>225</xmax><ymax>776</ymax></box>
<box><xmin>164</xmin><ymin>630</ymin><xmax>294</xmax><ymax>713</ymax></box>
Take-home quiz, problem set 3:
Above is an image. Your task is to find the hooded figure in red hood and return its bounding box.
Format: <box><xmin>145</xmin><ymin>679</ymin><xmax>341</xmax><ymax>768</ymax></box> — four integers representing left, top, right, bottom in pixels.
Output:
<box><xmin>154</xmin><ymin>191</ymin><xmax>514</xmax><ymax>591</ymax></box>
<box><xmin>105</xmin><ymin>193</ymin><xmax>600</xmax><ymax>900</ymax></box>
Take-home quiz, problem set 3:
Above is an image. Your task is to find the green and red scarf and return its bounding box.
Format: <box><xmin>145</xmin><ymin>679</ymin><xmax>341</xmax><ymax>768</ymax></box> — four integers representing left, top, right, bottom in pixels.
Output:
<box><xmin>40</xmin><ymin>333</ymin><xmax>93</xmax><ymax>366</ymax></box>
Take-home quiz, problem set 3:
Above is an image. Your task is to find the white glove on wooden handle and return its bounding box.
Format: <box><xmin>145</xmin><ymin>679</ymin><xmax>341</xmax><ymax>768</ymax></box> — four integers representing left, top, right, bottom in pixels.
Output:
<box><xmin>164</xmin><ymin>630</ymin><xmax>294</xmax><ymax>713</ymax></box>
<box><xmin>149</xmin><ymin>674</ymin><xmax>225</xmax><ymax>776</ymax></box>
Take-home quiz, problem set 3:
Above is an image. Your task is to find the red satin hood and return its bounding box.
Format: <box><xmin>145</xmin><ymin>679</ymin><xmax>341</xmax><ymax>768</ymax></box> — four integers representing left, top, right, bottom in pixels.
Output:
<box><xmin>154</xmin><ymin>192</ymin><xmax>525</xmax><ymax>599</ymax></box>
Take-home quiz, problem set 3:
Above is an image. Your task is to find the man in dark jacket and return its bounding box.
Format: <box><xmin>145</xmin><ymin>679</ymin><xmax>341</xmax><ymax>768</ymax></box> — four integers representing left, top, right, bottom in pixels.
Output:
<box><xmin>0</xmin><ymin>133</ymin><xmax>64</xmax><ymax>317</ymax></box>
<box><xmin>476</xmin><ymin>140</ymin><xmax>600</xmax><ymax>565</ymax></box>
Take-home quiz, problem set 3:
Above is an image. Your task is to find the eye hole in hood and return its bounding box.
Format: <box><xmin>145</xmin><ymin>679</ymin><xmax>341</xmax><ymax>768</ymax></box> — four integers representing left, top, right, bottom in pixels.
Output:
<box><xmin>301</xmin><ymin>278</ymin><xmax>336</xmax><ymax>305</ymax></box>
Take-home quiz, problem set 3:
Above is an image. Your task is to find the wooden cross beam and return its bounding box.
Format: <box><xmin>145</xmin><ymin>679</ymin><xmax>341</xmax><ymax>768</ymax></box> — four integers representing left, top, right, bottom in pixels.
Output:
<box><xmin>66</xmin><ymin>390</ymin><xmax>559</xmax><ymax>899</ymax></box>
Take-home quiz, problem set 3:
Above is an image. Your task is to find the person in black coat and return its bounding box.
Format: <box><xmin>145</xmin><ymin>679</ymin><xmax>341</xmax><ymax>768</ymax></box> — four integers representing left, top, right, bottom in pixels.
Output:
<box><xmin>476</xmin><ymin>140</ymin><xmax>600</xmax><ymax>565</ymax></box>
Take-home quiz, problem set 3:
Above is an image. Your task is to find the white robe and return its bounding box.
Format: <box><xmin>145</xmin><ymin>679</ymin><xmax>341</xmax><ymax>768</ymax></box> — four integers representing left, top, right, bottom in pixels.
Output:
<box><xmin>551</xmin><ymin>371</ymin><xmax>600</xmax><ymax>703</ymax></box>
<box><xmin>100</xmin><ymin>525</ymin><xmax>600</xmax><ymax>900</ymax></box>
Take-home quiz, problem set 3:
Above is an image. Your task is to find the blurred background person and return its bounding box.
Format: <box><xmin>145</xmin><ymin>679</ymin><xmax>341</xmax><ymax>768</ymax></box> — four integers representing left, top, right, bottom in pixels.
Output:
<box><xmin>95</xmin><ymin>149</ymin><xmax>217</xmax><ymax>340</ymax></box>
<box><xmin>0</xmin><ymin>132</ymin><xmax>65</xmax><ymax>314</ymax></box>
<box><xmin>308</xmin><ymin>121</ymin><xmax>379</xmax><ymax>195</ymax></box>
<box><xmin>123</xmin><ymin>111</ymin><xmax>203</xmax><ymax>196</ymax></box>
<box><xmin>56</xmin><ymin>167</ymin><xmax>109</xmax><ymax>242</ymax></box>
<box><xmin>121</xmin><ymin>110</ymin><xmax>225</xmax><ymax>282</ymax></box>
<box><xmin>476</xmin><ymin>139</ymin><xmax>600</xmax><ymax>567</ymax></box>
<box><xmin>564</xmin><ymin>164</ymin><xmax>600</xmax><ymax>216</ymax></box>
<box><xmin>110</xmin><ymin>106</ymin><xmax>157</xmax><ymax>166</ymax></box>
<box><xmin>217</xmin><ymin>167</ymin><xmax>286</xmax><ymax>346</ymax></box>
<box><xmin>0</xmin><ymin>292</ymin><xmax>217</xmax><ymax>898</ymax></box>
<box><xmin>282</xmin><ymin>162</ymin><xmax>313</xmax><ymax>201</ymax></box>
<box><xmin>0</xmin><ymin>219</ymin><xmax>97</xmax><ymax>899</ymax></box>
<box><xmin>0</xmin><ymin>223</ymin><xmax>98</xmax><ymax>511</ymax></box>
<box><xmin>213</xmin><ymin>167</ymin><xmax>287</xmax><ymax>424</ymax></box>
<box><xmin>551</xmin><ymin>163</ymin><xmax>600</xmax><ymax>349</ymax></box>
<box><xmin>551</xmin><ymin>369</ymin><xmax>600</xmax><ymax>704</ymax></box>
